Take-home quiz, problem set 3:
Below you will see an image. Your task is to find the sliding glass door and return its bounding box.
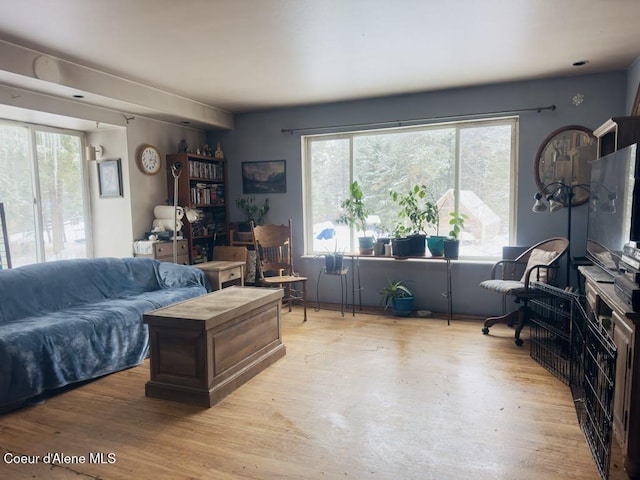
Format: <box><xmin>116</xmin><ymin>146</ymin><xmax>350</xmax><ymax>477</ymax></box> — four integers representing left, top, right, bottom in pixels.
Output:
<box><xmin>0</xmin><ymin>121</ymin><xmax>90</xmax><ymax>267</ymax></box>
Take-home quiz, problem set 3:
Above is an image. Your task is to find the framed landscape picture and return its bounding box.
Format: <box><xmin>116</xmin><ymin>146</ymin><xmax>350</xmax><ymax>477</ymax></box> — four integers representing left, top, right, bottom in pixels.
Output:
<box><xmin>98</xmin><ymin>159</ymin><xmax>123</xmax><ymax>198</ymax></box>
<box><xmin>242</xmin><ymin>160</ymin><xmax>286</xmax><ymax>194</ymax></box>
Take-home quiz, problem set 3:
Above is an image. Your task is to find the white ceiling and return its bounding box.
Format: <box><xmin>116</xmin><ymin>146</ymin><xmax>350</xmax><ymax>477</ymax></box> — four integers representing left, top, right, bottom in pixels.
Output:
<box><xmin>0</xmin><ymin>0</ymin><xmax>640</xmax><ymax>129</ymax></box>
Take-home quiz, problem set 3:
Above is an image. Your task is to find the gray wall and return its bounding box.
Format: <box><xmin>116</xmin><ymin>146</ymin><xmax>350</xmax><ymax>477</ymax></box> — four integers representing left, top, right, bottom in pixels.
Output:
<box><xmin>209</xmin><ymin>72</ymin><xmax>629</xmax><ymax>317</ymax></box>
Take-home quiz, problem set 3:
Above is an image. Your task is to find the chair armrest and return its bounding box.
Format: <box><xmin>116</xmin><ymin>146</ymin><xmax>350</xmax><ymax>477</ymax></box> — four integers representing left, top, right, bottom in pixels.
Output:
<box><xmin>522</xmin><ymin>264</ymin><xmax>559</xmax><ymax>288</ymax></box>
<box><xmin>490</xmin><ymin>259</ymin><xmax>526</xmax><ymax>280</ymax></box>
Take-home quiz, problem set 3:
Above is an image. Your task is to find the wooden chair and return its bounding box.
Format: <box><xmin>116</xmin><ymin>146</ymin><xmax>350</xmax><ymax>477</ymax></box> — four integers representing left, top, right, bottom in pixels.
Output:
<box><xmin>251</xmin><ymin>219</ymin><xmax>308</xmax><ymax>322</ymax></box>
<box><xmin>479</xmin><ymin>237</ymin><xmax>569</xmax><ymax>346</ymax></box>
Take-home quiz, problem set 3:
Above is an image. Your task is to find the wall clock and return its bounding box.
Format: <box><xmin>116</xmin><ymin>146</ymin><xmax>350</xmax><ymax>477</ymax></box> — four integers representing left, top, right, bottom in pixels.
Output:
<box><xmin>534</xmin><ymin>125</ymin><xmax>597</xmax><ymax>207</ymax></box>
<box><xmin>137</xmin><ymin>144</ymin><xmax>162</xmax><ymax>175</ymax></box>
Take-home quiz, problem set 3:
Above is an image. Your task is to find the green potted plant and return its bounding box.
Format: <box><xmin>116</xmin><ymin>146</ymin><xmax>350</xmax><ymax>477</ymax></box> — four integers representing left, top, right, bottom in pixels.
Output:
<box><xmin>390</xmin><ymin>222</ymin><xmax>411</xmax><ymax>257</ymax></box>
<box><xmin>324</xmin><ymin>242</ymin><xmax>345</xmax><ymax>273</ymax></box>
<box><xmin>390</xmin><ymin>185</ymin><xmax>439</xmax><ymax>256</ymax></box>
<box><xmin>337</xmin><ymin>181</ymin><xmax>374</xmax><ymax>254</ymax></box>
<box><xmin>235</xmin><ymin>196</ymin><xmax>269</xmax><ymax>241</ymax></box>
<box><xmin>379</xmin><ymin>279</ymin><xmax>414</xmax><ymax>317</ymax></box>
<box><xmin>443</xmin><ymin>211</ymin><xmax>467</xmax><ymax>259</ymax></box>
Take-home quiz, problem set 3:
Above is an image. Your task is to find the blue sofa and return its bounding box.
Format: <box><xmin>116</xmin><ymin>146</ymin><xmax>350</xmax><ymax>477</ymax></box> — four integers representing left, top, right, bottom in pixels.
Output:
<box><xmin>0</xmin><ymin>257</ymin><xmax>209</xmax><ymax>412</ymax></box>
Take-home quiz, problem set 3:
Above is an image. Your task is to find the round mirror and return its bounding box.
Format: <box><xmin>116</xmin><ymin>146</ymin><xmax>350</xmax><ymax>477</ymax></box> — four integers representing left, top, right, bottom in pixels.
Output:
<box><xmin>534</xmin><ymin>125</ymin><xmax>597</xmax><ymax>207</ymax></box>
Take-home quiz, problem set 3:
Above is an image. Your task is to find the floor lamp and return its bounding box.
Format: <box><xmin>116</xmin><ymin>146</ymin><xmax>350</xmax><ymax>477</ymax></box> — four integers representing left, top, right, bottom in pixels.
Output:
<box><xmin>532</xmin><ymin>181</ymin><xmax>590</xmax><ymax>286</ymax></box>
<box><xmin>171</xmin><ymin>162</ymin><xmax>183</xmax><ymax>263</ymax></box>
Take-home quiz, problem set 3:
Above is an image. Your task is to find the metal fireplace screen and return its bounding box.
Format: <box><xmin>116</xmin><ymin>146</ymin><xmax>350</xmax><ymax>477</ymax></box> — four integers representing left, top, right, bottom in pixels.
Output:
<box><xmin>528</xmin><ymin>281</ymin><xmax>616</xmax><ymax>480</ymax></box>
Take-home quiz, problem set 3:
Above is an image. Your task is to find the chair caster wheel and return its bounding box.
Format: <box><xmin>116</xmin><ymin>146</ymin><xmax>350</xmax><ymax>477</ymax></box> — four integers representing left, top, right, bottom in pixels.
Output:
<box><xmin>482</xmin><ymin>326</ymin><xmax>489</xmax><ymax>335</ymax></box>
<box><xmin>515</xmin><ymin>338</ymin><xmax>523</xmax><ymax>346</ymax></box>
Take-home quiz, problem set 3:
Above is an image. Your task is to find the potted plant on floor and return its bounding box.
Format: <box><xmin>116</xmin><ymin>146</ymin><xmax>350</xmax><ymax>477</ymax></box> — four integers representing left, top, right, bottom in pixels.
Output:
<box><xmin>443</xmin><ymin>211</ymin><xmax>467</xmax><ymax>259</ymax></box>
<box><xmin>390</xmin><ymin>185</ymin><xmax>439</xmax><ymax>256</ymax></box>
<box><xmin>337</xmin><ymin>181</ymin><xmax>374</xmax><ymax>254</ymax></box>
<box><xmin>379</xmin><ymin>279</ymin><xmax>415</xmax><ymax>317</ymax></box>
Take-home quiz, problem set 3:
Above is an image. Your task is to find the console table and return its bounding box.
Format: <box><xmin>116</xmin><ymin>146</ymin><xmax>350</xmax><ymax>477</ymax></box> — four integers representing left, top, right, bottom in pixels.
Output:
<box><xmin>344</xmin><ymin>253</ymin><xmax>453</xmax><ymax>324</ymax></box>
<box><xmin>580</xmin><ymin>266</ymin><xmax>640</xmax><ymax>479</ymax></box>
<box><xmin>143</xmin><ymin>287</ymin><xmax>285</xmax><ymax>407</ymax></box>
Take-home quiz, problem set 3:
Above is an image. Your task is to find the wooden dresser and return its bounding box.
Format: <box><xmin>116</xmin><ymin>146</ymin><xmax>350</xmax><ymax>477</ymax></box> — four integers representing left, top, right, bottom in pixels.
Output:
<box><xmin>581</xmin><ymin>266</ymin><xmax>640</xmax><ymax>479</ymax></box>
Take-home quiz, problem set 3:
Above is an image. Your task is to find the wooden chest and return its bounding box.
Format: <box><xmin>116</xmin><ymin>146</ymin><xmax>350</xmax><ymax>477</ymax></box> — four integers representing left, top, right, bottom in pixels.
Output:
<box><xmin>143</xmin><ymin>286</ymin><xmax>285</xmax><ymax>407</ymax></box>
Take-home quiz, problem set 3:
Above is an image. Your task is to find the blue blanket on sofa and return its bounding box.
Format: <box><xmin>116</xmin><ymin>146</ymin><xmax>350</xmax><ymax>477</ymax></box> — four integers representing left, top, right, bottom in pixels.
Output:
<box><xmin>0</xmin><ymin>257</ymin><xmax>209</xmax><ymax>412</ymax></box>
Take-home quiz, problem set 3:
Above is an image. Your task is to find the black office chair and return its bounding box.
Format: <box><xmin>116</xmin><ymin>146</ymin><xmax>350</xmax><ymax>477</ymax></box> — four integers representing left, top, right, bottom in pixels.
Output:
<box><xmin>479</xmin><ymin>237</ymin><xmax>569</xmax><ymax>346</ymax></box>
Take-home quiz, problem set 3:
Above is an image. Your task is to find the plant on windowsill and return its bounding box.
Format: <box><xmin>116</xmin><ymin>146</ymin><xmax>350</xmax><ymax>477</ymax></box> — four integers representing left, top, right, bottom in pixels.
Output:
<box><xmin>336</xmin><ymin>181</ymin><xmax>374</xmax><ymax>254</ymax></box>
<box><xmin>390</xmin><ymin>184</ymin><xmax>440</xmax><ymax>256</ymax></box>
<box><xmin>379</xmin><ymin>279</ymin><xmax>414</xmax><ymax>317</ymax></box>
<box><xmin>443</xmin><ymin>211</ymin><xmax>467</xmax><ymax>259</ymax></box>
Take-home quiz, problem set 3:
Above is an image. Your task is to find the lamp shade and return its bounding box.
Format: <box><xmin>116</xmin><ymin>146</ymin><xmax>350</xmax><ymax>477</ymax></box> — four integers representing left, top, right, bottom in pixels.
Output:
<box><xmin>532</xmin><ymin>198</ymin><xmax>547</xmax><ymax>212</ymax></box>
<box><xmin>548</xmin><ymin>197</ymin><xmax>563</xmax><ymax>212</ymax></box>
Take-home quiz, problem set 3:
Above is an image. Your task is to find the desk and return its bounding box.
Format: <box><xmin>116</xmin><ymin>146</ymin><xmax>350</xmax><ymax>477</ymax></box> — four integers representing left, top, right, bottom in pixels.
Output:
<box><xmin>194</xmin><ymin>260</ymin><xmax>245</xmax><ymax>290</ymax></box>
<box><xmin>345</xmin><ymin>253</ymin><xmax>453</xmax><ymax>324</ymax></box>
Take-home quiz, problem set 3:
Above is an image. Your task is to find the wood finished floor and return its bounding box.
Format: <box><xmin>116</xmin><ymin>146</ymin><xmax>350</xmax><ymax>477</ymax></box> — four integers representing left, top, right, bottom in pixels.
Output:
<box><xmin>0</xmin><ymin>307</ymin><xmax>628</xmax><ymax>480</ymax></box>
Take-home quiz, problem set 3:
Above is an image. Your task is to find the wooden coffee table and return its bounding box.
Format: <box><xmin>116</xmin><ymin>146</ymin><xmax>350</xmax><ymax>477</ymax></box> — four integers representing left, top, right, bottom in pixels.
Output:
<box><xmin>143</xmin><ymin>286</ymin><xmax>285</xmax><ymax>407</ymax></box>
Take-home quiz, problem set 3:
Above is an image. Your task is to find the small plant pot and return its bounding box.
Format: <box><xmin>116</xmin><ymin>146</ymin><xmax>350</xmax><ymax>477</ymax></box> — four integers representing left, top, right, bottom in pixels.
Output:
<box><xmin>373</xmin><ymin>239</ymin><xmax>389</xmax><ymax>256</ymax></box>
<box><xmin>392</xmin><ymin>296</ymin><xmax>414</xmax><ymax>317</ymax></box>
<box><xmin>391</xmin><ymin>238</ymin><xmax>411</xmax><ymax>257</ymax></box>
<box><xmin>408</xmin><ymin>234</ymin><xmax>426</xmax><ymax>256</ymax></box>
<box><xmin>358</xmin><ymin>236</ymin><xmax>375</xmax><ymax>255</ymax></box>
<box><xmin>443</xmin><ymin>239</ymin><xmax>460</xmax><ymax>259</ymax></box>
<box><xmin>325</xmin><ymin>253</ymin><xmax>344</xmax><ymax>273</ymax></box>
<box><xmin>427</xmin><ymin>236</ymin><xmax>447</xmax><ymax>257</ymax></box>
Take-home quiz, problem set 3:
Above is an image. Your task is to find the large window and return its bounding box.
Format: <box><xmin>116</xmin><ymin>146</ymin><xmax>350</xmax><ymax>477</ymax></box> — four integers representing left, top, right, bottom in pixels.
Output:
<box><xmin>0</xmin><ymin>121</ymin><xmax>90</xmax><ymax>267</ymax></box>
<box><xmin>303</xmin><ymin>117</ymin><xmax>518</xmax><ymax>258</ymax></box>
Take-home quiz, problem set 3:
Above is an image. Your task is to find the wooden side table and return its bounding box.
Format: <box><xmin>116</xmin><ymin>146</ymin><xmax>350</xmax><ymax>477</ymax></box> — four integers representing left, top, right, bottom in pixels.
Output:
<box><xmin>194</xmin><ymin>260</ymin><xmax>245</xmax><ymax>290</ymax></box>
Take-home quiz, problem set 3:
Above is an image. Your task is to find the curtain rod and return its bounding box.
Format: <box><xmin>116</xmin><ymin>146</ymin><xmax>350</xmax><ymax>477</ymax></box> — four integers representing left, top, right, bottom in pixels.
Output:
<box><xmin>280</xmin><ymin>104</ymin><xmax>557</xmax><ymax>135</ymax></box>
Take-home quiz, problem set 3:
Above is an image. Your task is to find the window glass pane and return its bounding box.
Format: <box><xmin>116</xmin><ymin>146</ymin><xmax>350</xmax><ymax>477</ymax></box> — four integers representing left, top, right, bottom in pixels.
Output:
<box><xmin>0</xmin><ymin>124</ymin><xmax>37</xmax><ymax>266</ymax></box>
<box><xmin>309</xmin><ymin>138</ymin><xmax>350</xmax><ymax>252</ymax></box>
<box><xmin>304</xmin><ymin>118</ymin><xmax>516</xmax><ymax>258</ymax></box>
<box><xmin>458</xmin><ymin>124</ymin><xmax>513</xmax><ymax>257</ymax></box>
<box><xmin>354</xmin><ymin>128</ymin><xmax>455</xmax><ymax>240</ymax></box>
<box><xmin>35</xmin><ymin>131</ymin><xmax>87</xmax><ymax>261</ymax></box>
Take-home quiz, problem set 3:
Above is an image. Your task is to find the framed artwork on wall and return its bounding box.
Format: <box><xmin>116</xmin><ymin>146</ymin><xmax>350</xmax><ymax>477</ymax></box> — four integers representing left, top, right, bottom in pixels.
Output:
<box><xmin>98</xmin><ymin>158</ymin><xmax>123</xmax><ymax>198</ymax></box>
<box><xmin>242</xmin><ymin>160</ymin><xmax>286</xmax><ymax>194</ymax></box>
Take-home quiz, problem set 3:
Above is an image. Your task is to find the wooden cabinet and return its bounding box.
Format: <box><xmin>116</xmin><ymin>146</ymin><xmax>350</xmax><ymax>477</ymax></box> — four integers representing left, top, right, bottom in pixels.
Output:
<box><xmin>593</xmin><ymin>116</ymin><xmax>640</xmax><ymax>158</ymax></box>
<box><xmin>166</xmin><ymin>153</ymin><xmax>228</xmax><ymax>264</ymax></box>
<box><xmin>581</xmin><ymin>266</ymin><xmax>640</xmax><ymax>479</ymax></box>
<box><xmin>134</xmin><ymin>239</ymin><xmax>189</xmax><ymax>265</ymax></box>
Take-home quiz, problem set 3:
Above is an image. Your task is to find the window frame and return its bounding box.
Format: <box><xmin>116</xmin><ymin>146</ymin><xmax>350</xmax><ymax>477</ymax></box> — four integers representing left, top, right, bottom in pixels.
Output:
<box><xmin>302</xmin><ymin>116</ymin><xmax>519</xmax><ymax>259</ymax></box>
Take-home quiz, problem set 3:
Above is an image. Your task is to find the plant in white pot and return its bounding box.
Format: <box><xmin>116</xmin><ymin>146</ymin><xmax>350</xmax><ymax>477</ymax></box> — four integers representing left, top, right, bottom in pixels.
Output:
<box><xmin>337</xmin><ymin>181</ymin><xmax>374</xmax><ymax>254</ymax></box>
<box><xmin>379</xmin><ymin>279</ymin><xmax>414</xmax><ymax>317</ymax></box>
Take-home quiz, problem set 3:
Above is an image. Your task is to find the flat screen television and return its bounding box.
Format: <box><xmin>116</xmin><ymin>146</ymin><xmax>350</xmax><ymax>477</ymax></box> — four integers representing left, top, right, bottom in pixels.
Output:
<box><xmin>586</xmin><ymin>143</ymin><xmax>640</xmax><ymax>277</ymax></box>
